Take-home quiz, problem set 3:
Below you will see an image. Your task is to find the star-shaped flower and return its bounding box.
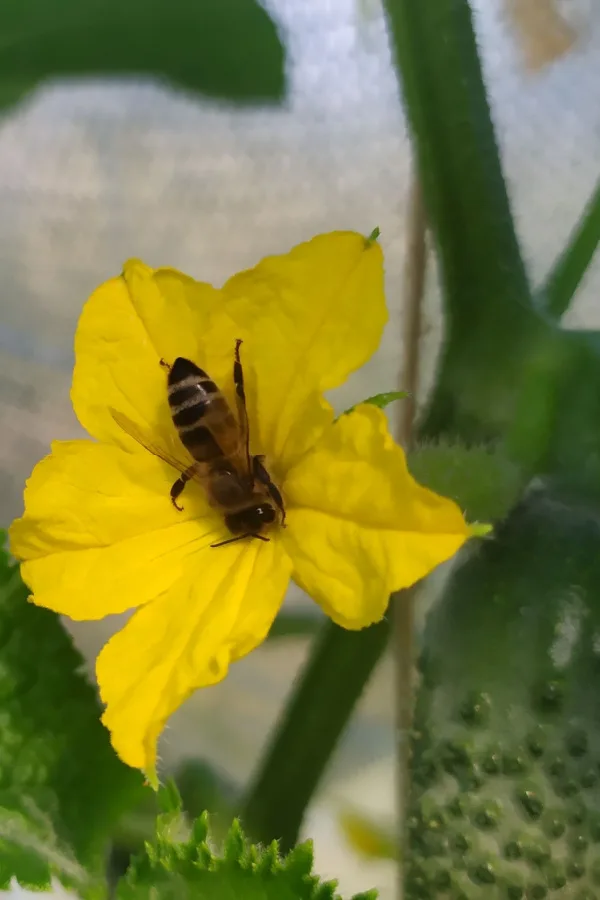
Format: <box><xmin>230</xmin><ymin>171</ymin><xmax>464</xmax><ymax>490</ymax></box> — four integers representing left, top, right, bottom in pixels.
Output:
<box><xmin>9</xmin><ymin>231</ymin><xmax>480</xmax><ymax>781</ymax></box>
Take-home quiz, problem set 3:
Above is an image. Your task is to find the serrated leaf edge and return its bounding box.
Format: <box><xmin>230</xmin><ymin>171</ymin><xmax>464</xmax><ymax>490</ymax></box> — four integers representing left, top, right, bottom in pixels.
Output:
<box><xmin>120</xmin><ymin>797</ymin><xmax>378</xmax><ymax>898</ymax></box>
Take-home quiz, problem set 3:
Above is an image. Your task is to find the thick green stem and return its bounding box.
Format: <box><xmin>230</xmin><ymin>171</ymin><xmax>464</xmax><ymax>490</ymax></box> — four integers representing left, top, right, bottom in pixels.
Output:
<box><xmin>383</xmin><ymin>0</ymin><xmax>530</xmax><ymax>319</ymax></box>
<box><xmin>239</xmin><ymin>619</ymin><xmax>390</xmax><ymax>852</ymax></box>
<box><xmin>383</xmin><ymin>0</ymin><xmax>538</xmax><ymax>443</ymax></box>
<box><xmin>266</xmin><ymin>610</ymin><xmax>323</xmax><ymax>641</ymax></box>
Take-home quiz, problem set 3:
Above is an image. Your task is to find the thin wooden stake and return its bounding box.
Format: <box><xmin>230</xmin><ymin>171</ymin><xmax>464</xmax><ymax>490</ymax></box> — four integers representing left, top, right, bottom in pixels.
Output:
<box><xmin>394</xmin><ymin>175</ymin><xmax>427</xmax><ymax>900</ymax></box>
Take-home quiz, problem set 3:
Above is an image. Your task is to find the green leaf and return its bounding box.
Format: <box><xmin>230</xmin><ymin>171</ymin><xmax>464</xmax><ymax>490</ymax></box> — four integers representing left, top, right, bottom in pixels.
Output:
<box><xmin>0</xmin><ymin>537</ymin><xmax>144</xmax><ymax>892</ymax></box>
<box><xmin>405</xmin><ymin>487</ymin><xmax>600</xmax><ymax>899</ymax></box>
<box><xmin>407</xmin><ymin>441</ymin><xmax>522</xmax><ymax>523</ymax></box>
<box><xmin>117</xmin><ymin>785</ymin><xmax>378</xmax><ymax>899</ymax></box>
<box><xmin>342</xmin><ymin>391</ymin><xmax>409</xmax><ymax>418</ymax></box>
<box><xmin>362</xmin><ymin>390</ymin><xmax>409</xmax><ymax>409</ymax></box>
<box><xmin>538</xmin><ymin>178</ymin><xmax>600</xmax><ymax>319</ymax></box>
<box><xmin>0</xmin><ymin>0</ymin><xmax>285</xmax><ymax>112</ymax></box>
<box><xmin>382</xmin><ymin>0</ymin><xmax>540</xmax><ymax>443</ymax></box>
<box><xmin>156</xmin><ymin>779</ymin><xmax>182</xmax><ymax>816</ymax></box>
<box><xmin>241</xmin><ymin>619</ymin><xmax>390</xmax><ymax>853</ymax></box>
<box><xmin>506</xmin><ymin>328</ymin><xmax>600</xmax><ymax>494</ymax></box>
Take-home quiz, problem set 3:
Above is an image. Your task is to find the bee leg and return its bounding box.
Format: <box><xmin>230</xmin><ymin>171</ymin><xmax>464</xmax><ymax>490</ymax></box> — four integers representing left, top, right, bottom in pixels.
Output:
<box><xmin>159</xmin><ymin>358</ymin><xmax>171</xmax><ymax>371</ymax></box>
<box><xmin>170</xmin><ymin>472</ymin><xmax>190</xmax><ymax>511</ymax></box>
<box><xmin>211</xmin><ymin>534</ymin><xmax>244</xmax><ymax>548</ymax></box>
<box><xmin>233</xmin><ymin>339</ymin><xmax>252</xmax><ymax>478</ymax></box>
<box><xmin>170</xmin><ymin>465</ymin><xmax>196</xmax><ymax>510</ymax></box>
<box><xmin>211</xmin><ymin>533</ymin><xmax>270</xmax><ymax>548</ymax></box>
<box><xmin>253</xmin><ymin>456</ymin><xmax>286</xmax><ymax>526</ymax></box>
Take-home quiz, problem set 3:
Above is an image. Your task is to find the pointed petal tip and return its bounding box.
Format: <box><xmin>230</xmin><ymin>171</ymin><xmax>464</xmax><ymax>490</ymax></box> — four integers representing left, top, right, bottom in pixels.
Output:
<box><xmin>121</xmin><ymin>256</ymin><xmax>148</xmax><ymax>273</ymax></box>
<box><xmin>144</xmin><ymin>766</ymin><xmax>159</xmax><ymax>791</ymax></box>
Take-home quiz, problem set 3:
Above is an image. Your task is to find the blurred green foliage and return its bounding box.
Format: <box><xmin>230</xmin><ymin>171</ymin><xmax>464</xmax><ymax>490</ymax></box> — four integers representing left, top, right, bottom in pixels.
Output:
<box><xmin>0</xmin><ymin>0</ymin><xmax>286</xmax><ymax>111</ymax></box>
<box><xmin>0</xmin><ymin>537</ymin><xmax>143</xmax><ymax>893</ymax></box>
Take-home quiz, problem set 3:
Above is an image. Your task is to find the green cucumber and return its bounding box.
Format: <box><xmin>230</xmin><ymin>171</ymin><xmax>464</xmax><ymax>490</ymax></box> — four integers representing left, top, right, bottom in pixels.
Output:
<box><xmin>407</xmin><ymin>487</ymin><xmax>600</xmax><ymax>900</ymax></box>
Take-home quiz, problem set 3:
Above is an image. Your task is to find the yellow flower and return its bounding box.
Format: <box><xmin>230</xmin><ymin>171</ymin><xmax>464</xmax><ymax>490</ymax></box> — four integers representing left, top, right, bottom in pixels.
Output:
<box><xmin>9</xmin><ymin>231</ymin><xmax>478</xmax><ymax>782</ymax></box>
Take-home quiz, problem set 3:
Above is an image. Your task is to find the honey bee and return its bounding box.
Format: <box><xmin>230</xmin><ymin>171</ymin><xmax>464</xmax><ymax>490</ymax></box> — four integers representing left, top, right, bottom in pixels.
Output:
<box><xmin>110</xmin><ymin>339</ymin><xmax>285</xmax><ymax>547</ymax></box>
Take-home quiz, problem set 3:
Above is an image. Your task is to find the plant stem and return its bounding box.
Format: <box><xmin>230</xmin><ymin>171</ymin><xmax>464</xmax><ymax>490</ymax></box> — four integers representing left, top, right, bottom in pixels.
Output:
<box><xmin>266</xmin><ymin>609</ymin><xmax>323</xmax><ymax>641</ymax></box>
<box><xmin>539</xmin><ymin>177</ymin><xmax>600</xmax><ymax>319</ymax></box>
<box><xmin>383</xmin><ymin>0</ymin><xmax>537</xmax><ymax>445</ymax></box>
<box><xmin>382</xmin><ymin>0</ymin><xmax>530</xmax><ymax>322</ymax></box>
<box><xmin>239</xmin><ymin>618</ymin><xmax>390</xmax><ymax>852</ymax></box>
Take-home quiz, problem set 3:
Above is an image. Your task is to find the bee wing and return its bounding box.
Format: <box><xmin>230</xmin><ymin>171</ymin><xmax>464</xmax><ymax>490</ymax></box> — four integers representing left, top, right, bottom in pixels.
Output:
<box><xmin>109</xmin><ymin>408</ymin><xmax>196</xmax><ymax>478</ymax></box>
<box><xmin>228</xmin><ymin>438</ymin><xmax>254</xmax><ymax>482</ymax></box>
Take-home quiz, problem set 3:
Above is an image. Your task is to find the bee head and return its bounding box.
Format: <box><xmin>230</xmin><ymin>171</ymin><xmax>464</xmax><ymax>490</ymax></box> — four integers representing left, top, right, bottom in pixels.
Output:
<box><xmin>225</xmin><ymin>504</ymin><xmax>276</xmax><ymax>535</ymax></box>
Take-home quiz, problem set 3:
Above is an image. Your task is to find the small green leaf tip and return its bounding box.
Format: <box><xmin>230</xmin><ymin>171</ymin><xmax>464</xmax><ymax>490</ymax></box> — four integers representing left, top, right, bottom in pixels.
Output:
<box><xmin>342</xmin><ymin>390</ymin><xmax>409</xmax><ymax>418</ymax></box>
<box><xmin>363</xmin><ymin>390</ymin><xmax>409</xmax><ymax>408</ymax></box>
<box><xmin>156</xmin><ymin>779</ymin><xmax>180</xmax><ymax>812</ymax></box>
<box><xmin>470</xmin><ymin>522</ymin><xmax>493</xmax><ymax>538</ymax></box>
<box><xmin>144</xmin><ymin>765</ymin><xmax>159</xmax><ymax>792</ymax></box>
<box><xmin>367</xmin><ymin>226</ymin><xmax>381</xmax><ymax>242</ymax></box>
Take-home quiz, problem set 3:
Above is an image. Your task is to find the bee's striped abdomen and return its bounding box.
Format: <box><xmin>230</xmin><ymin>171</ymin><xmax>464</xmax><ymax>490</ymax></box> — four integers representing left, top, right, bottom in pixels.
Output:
<box><xmin>167</xmin><ymin>357</ymin><xmax>237</xmax><ymax>462</ymax></box>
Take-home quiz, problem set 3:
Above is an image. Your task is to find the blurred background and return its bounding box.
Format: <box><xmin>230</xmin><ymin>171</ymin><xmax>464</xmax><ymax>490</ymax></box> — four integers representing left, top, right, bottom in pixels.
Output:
<box><xmin>1</xmin><ymin>0</ymin><xmax>600</xmax><ymax>896</ymax></box>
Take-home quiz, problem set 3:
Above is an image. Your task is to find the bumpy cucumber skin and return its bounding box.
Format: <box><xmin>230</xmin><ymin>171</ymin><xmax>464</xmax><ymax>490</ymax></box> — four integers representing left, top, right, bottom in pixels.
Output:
<box><xmin>407</xmin><ymin>488</ymin><xmax>600</xmax><ymax>900</ymax></box>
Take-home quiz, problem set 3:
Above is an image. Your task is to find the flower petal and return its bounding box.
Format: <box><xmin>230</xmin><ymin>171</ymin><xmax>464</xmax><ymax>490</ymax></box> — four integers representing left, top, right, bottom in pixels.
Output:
<box><xmin>219</xmin><ymin>231</ymin><xmax>386</xmax><ymax>470</ymax></box>
<box><xmin>96</xmin><ymin>538</ymin><xmax>292</xmax><ymax>775</ymax></box>
<box><xmin>71</xmin><ymin>260</ymin><xmax>222</xmax><ymax>449</ymax></box>
<box><xmin>9</xmin><ymin>440</ymin><xmax>220</xmax><ymax>619</ymax></box>
<box><xmin>281</xmin><ymin>405</ymin><xmax>472</xmax><ymax>628</ymax></box>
